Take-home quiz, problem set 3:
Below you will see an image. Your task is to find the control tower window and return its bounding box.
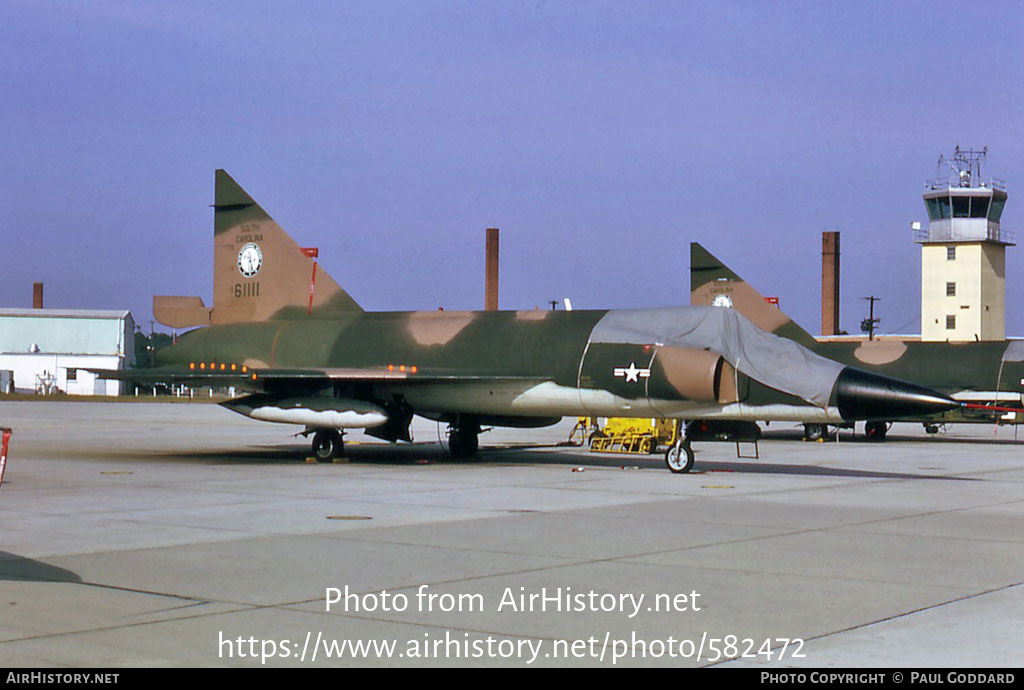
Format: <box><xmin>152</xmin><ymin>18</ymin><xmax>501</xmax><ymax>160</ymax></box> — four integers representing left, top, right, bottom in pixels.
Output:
<box><xmin>970</xmin><ymin>197</ymin><xmax>989</xmax><ymax>218</ymax></box>
<box><xmin>925</xmin><ymin>198</ymin><xmax>941</xmax><ymax>221</ymax></box>
<box><xmin>989</xmin><ymin>195</ymin><xmax>1006</xmax><ymax>222</ymax></box>
<box><xmin>952</xmin><ymin>196</ymin><xmax>970</xmax><ymax>218</ymax></box>
<box><xmin>937</xmin><ymin>196</ymin><xmax>951</xmax><ymax>219</ymax></box>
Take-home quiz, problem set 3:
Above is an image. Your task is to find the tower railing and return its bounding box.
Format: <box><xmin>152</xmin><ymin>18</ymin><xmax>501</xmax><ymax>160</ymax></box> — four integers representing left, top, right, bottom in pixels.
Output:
<box><xmin>913</xmin><ymin>226</ymin><xmax>1014</xmax><ymax>244</ymax></box>
<box><xmin>924</xmin><ymin>177</ymin><xmax>1006</xmax><ymax>192</ymax></box>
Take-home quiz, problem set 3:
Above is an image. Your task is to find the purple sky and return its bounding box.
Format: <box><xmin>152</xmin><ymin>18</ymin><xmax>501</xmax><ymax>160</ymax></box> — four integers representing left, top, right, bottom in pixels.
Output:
<box><xmin>2</xmin><ymin>1</ymin><xmax>1022</xmax><ymax>337</ymax></box>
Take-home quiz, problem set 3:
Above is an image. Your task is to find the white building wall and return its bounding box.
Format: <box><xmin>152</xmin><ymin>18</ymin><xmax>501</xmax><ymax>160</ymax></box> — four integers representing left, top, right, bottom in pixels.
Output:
<box><xmin>0</xmin><ymin>310</ymin><xmax>134</xmax><ymax>395</ymax></box>
<box><xmin>921</xmin><ymin>243</ymin><xmax>1006</xmax><ymax>342</ymax></box>
<box><xmin>980</xmin><ymin>243</ymin><xmax>1006</xmax><ymax>340</ymax></box>
<box><xmin>0</xmin><ymin>354</ymin><xmax>124</xmax><ymax>395</ymax></box>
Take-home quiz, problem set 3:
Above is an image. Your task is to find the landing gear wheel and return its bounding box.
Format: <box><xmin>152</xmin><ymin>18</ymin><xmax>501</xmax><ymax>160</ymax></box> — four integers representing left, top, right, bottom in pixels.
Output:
<box><xmin>448</xmin><ymin>426</ymin><xmax>479</xmax><ymax>459</ymax></box>
<box><xmin>804</xmin><ymin>423</ymin><xmax>826</xmax><ymax>441</ymax></box>
<box><xmin>312</xmin><ymin>429</ymin><xmax>343</xmax><ymax>462</ymax></box>
<box><xmin>665</xmin><ymin>441</ymin><xmax>695</xmax><ymax>474</ymax></box>
<box><xmin>864</xmin><ymin>421</ymin><xmax>889</xmax><ymax>442</ymax></box>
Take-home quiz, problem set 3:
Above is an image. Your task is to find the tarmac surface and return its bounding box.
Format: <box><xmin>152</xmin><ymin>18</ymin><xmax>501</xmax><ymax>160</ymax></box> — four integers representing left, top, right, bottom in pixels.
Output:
<box><xmin>0</xmin><ymin>400</ymin><xmax>1021</xmax><ymax>668</ymax></box>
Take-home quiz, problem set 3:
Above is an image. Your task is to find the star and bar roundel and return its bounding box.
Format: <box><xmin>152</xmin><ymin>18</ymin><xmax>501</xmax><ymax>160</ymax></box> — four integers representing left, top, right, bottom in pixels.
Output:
<box><xmin>613</xmin><ymin>362</ymin><xmax>651</xmax><ymax>383</ymax></box>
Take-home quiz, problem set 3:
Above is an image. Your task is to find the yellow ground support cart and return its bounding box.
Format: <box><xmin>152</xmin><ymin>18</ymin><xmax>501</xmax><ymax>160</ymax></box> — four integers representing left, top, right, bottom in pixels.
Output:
<box><xmin>569</xmin><ymin>417</ymin><xmax>679</xmax><ymax>455</ymax></box>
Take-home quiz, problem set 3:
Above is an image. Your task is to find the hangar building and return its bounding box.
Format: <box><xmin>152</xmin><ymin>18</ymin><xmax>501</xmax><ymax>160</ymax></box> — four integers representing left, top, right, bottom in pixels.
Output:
<box><xmin>0</xmin><ymin>309</ymin><xmax>135</xmax><ymax>395</ymax></box>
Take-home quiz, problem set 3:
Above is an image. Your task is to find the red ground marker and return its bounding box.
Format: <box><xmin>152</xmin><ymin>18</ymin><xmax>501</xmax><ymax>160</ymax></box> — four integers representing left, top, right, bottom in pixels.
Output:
<box><xmin>0</xmin><ymin>428</ymin><xmax>11</xmax><ymax>494</ymax></box>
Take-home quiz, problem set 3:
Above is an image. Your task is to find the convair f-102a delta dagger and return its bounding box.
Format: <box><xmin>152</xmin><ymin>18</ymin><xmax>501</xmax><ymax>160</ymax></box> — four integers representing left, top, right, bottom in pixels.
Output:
<box><xmin>690</xmin><ymin>242</ymin><xmax>1024</xmax><ymax>441</ymax></box>
<box><xmin>96</xmin><ymin>171</ymin><xmax>959</xmax><ymax>473</ymax></box>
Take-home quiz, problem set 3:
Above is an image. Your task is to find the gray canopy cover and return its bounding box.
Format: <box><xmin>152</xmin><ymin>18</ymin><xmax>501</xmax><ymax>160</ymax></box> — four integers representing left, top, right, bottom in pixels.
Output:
<box><xmin>1001</xmin><ymin>340</ymin><xmax>1024</xmax><ymax>362</ymax></box>
<box><xmin>591</xmin><ymin>306</ymin><xmax>844</xmax><ymax>408</ymax></box>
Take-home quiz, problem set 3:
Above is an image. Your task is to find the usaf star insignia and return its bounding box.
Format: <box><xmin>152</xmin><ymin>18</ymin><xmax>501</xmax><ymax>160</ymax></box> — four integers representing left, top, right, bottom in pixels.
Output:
<box><xmin>613</xmin><ymin>362</ymin><xmax>651</xmax><ymax>383</ymax></box>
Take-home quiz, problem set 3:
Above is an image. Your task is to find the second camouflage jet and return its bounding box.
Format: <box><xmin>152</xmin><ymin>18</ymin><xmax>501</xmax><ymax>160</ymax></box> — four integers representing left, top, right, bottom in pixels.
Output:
<box><xmin>690</xmin><ymin>242</ymin><xmax>1024</xmax><ymax>440</ymax></box>
<box><xmin>99</xmin><ymin>171</ymin><xmax>959</xmax><ymax>472</ymax></box>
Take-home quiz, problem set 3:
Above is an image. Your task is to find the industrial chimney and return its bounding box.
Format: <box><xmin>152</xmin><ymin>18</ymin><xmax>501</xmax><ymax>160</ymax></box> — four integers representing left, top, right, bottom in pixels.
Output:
<box><xmin>485</xmin><ymin>228</ymin><xmax>499</xmax><ymax>311</ymax></box>
<box><xmin>32</xmin><ymin>282</ymin><xmax>43</xmax><ymax>309</ymax></box>
<box><xmin>821</xmin><ymin>232</ymin><xmax>840</xmax><ymax>335</ymax></box>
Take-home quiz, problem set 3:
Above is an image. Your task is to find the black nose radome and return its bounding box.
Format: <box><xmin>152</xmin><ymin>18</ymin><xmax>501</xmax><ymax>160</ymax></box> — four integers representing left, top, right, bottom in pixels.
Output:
<box><xmin>834</xmin><ymin>367</ymin><xmax>958</xmax><ymax>422</ymax></box>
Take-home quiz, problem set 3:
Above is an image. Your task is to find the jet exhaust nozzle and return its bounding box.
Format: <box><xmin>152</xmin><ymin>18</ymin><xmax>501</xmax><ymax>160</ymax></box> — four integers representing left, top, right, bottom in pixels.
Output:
<box><xmin>834</xmin><ymin>367</ymin><xmax>958</xmax><ymax>422</ymax></box>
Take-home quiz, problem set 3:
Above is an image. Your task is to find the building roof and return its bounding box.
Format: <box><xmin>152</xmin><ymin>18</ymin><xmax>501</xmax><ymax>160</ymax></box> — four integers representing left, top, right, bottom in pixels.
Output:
<box><xmin>0</xmin><ymin>308</ymin><xmax>132</xmax><ymax>320</ymax></box>
<box><xmin>0</xmin><ymin>309</ymin><xmax>135</xmax><ymax>357</ymax></box>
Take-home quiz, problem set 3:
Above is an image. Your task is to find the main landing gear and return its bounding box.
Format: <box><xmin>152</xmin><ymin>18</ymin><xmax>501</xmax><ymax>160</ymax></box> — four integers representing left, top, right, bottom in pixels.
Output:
<box><xmin>803</xmin><ymin>423</ymin><xmax>827</xmax><ymax>441</ymax></box>
<box><xmin>311</xmin><ymin>429</ymin><xmax>343</xmax><ymax>462</ymax></box>
<box><xmin>447</xmin><ymin>417</ymin><xmax>480</xmax><ymax>459</ymax></box>
<box><xmin>864</xmin><ymin>420</ymin><xmax>889</xmax><ymax>441</ymax></box>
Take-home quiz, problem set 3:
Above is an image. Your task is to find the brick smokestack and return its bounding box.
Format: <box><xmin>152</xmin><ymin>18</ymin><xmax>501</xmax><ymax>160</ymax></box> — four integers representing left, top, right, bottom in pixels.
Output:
<box><xmin>485</xmin><ymin>228</ymin><xmax>499</xmax><ymax>311</ymax></box>
<box><xmin>821</xmin><ymin>231</ymin><xmax>840</xmax><ymax>335</ymax></box>
<box><xmin>32</xmin><ymin>282</ymin><xmax>43</xmax><ymax>309</ymax></box>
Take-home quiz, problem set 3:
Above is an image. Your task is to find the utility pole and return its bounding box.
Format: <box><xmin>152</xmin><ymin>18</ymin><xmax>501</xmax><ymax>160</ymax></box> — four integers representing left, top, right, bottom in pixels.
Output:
<box><xmin>860</xmin><ymin>296</ymin><xmax>881</xmax><ymax>341</ymax></box>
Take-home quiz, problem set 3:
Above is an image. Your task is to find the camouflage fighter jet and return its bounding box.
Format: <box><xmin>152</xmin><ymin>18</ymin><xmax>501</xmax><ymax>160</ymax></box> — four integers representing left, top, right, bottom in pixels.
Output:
<box><xmin>690</xmin><ymin>242</ymin><xmax>1024</xmax><ymax>440</ymax></box>
<box><xmin>96</xmin><ymin>172</ymin><xmax>959</xmax><ymax>473</ymax></box>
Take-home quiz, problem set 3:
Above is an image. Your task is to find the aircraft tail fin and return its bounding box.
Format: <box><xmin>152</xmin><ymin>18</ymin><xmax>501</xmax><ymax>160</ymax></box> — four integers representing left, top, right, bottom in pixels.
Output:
<box><xmin>155</xmin><ymin>170</ymin><xmax>362</xmax><ymax>328</ymax></box>
<box><xmin>689</xmin><ymin>242</ymin><xmax>818</xmax><ymax>348</ymax></box>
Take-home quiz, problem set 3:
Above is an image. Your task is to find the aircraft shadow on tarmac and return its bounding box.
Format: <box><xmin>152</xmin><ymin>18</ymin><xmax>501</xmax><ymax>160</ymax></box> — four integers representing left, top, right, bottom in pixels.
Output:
<box><xmin>487</xmin><ymin>447</ymin><xmax>976</xmax><ymax>481</ymax></box>
<box><xmin>0</xmin><ymin>551</ymin><xmax>81</xmax><ymax>585</ymax></box>
<box><xmin>141</xmin><ymin>441</ymin><xmax>974</xmax><ymax>482</ymax></box>
<box><xmin>762</xmin><ymin>426</ymin><xmax>1024</xmax><ymax>446</ymax></box>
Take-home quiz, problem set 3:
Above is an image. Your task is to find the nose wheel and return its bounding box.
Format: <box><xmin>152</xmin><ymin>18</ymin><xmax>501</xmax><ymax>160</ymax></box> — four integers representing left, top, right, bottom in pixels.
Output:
<box><xmin>665</xmin><ymin>440</ymin><xmax>695</xmax><ymax>474</ymax></box>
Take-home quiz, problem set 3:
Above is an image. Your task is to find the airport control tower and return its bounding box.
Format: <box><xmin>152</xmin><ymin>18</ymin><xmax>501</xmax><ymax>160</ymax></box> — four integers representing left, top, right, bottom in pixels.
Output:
<box><xmin>917</xmin><ymin>147</ymin><xmax>1011</xmax><ymax>342</ymax></box>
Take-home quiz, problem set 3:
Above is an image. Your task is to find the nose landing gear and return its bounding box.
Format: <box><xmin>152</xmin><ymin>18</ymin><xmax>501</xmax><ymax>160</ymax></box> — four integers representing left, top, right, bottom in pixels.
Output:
<box><xmin>665</xmin><ymin>439</ymin><xmax>694</xmax><ymax>474</ymax></box>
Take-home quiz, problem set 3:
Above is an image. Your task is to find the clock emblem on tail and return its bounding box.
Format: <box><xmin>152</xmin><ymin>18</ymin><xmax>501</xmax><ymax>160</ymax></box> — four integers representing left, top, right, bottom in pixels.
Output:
<box><xmin>238</xmin><ymin>242</ymin><xmax>263</xmax><ymax>277</ymax></box>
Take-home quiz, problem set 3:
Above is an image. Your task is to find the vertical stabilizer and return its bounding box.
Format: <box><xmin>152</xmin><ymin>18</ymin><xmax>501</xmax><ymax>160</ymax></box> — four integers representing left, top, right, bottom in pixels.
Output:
<box><xmin>689</xmin><ymin>242</ymin><xmax>818</xmax><ymax>348</ymax></box>
<box><xmin>211</xmin><ymin>170</ymin><xmax>362</xmax><ymax>323</ymax></box>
